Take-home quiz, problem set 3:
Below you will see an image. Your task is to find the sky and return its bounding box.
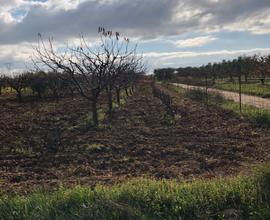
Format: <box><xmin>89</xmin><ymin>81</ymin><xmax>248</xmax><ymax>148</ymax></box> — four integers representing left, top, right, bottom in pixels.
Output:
<box><xmin>0</xmin><ymin>0</ymin><xmax>270</xmax><ymax>73</ymax></box>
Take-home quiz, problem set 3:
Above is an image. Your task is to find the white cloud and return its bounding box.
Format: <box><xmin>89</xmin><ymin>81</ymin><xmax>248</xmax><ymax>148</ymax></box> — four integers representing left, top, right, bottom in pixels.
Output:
<box><xmin>0</xmin><ymin>0</ymin><xmax>270</xmax><ymax>71</ymax></box>
<box><xmin>1</xmin><ymin>0</ymin><xmax>270</xmax><ymax>44</ymax></box>
<box><xmin>45</xmin><ymin>0</ymin><xmax>89</xmax><ymax>11</ymax></box>
<box><xmin>224</xmin><ymin>8</ymin><xmax>270</xmax><ymax>35</ymax></box>
<box><xmin>0</xmin><ymin>0</ymin><xmax>23</xmax><ymax>9</ymax></box>
<box><xmin>0</xmin><ymin>42</ymin><xmax>34</xmax><ymax>71</ymax></box>
<box><xmin>0</xmin><ymin>0</ymin><xmax>23</xmax><ymax>24</ymax></box>
<box><xmin>0</xmin><ymin>11</ymin><xmax>14</xmax><ymax>24</ymax></box>
<box><xmin>0</xmin><ymin>36</ymin><xmax>97</xmax><ymax>71</ymax></box>
<box><xmin>175</xmin><ymin>36</ymin><xmax>217</xmax><ymax>48</ymax></box>
<box><xmin>144</xmin><ymin>47</ymin><xmax>270</xmax><ymax>70</ymax></box>
<box><xmin>144</xmin><ymin>48</ymin><xmax>270</xmax><ymax>59</ymax></box>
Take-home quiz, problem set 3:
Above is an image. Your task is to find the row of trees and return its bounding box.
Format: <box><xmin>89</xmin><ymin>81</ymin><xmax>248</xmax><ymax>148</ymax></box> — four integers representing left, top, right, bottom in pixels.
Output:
<box><xmin>154</xmin><ymin>55</ymin><xmax>270</xmax><ymax>84</ymax></box>
<box><xmin>0</xmin><ymin>72</ymin><xmax>77</xmax><ymax>102</ymax></box>
<box><xmin>1</xmin><ymin>28</ymin><xmax>144</xmax><ymax>126</ymax></box>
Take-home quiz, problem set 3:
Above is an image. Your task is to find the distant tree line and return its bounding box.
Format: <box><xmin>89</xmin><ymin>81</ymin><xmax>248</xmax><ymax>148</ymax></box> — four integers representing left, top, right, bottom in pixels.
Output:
<box><xmin>154</xmin><ymin>55</ymin><xmax>270</xmax><ymax>84</ymax></box>
<box><xmin>153</xmin><ymin>68</ymin><xmax>175</xmax><ymax>81</ymax></box>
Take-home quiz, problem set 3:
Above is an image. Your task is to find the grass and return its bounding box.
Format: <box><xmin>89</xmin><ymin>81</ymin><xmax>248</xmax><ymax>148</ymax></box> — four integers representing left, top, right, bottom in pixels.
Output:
<box><xmin>184</xmin><ymin>89</ymin><xmax>226</xmax><ymax>106</ymax></box>
<box><xmin>73</xmin><ymin>95</ymin><xmax>128</xmax><ymax>131</ymax></box>
<box><xmin>221</xmin><ymin>102</ymin><xmax>270</xmax><ymax>127</ymax></box>
<box><xmin>0</xmin><ymin>87</ymin><xmax>33</xmax><ymax>96</ymax></box>
<box><xmin>182</xmin><ymin>88</ymin><xmax>270</xmax><ymax>127</ymax></box>
<box><xmin>213</xmin><ymin>82</ymin><xmax>270</xmax><ymax>98</ymax></box>
<box><xmin>76</xmin><ymin>108</ymin><xmax>107</xmax><ymax>130</ymax></box>
<box><xmin>1</xmin><ymin>164</ymin><xmax>270</xmax><ymax>219</ymax></box>
<box><xmin>11</xmin><ymin>147</ymin><xmax>35</xmax><ymax>157</ymax></box>
<box><xmin>84</xmin><ymin>143</ymin><xmax>111</xmax><ymax>153</ymax></box>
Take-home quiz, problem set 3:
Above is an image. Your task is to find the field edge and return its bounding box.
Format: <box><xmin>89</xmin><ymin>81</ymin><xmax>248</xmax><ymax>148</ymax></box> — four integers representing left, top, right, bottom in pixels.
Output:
<box><xmin>1</xmin><ymin>163</ymin><xmax>270</xmax><ymax>220</ymax></box>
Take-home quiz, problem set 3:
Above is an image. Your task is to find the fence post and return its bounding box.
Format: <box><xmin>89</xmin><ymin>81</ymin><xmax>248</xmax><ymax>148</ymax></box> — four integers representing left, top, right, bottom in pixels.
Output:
<box><xmin>238</xmin><ymin>76</ymin><xmax>242</xmax><ymax>113</ymax></box>
<box><xmin>205</xmin><ymin>74</ymin><xmax>208</xmax><ymax>106</ymax></box>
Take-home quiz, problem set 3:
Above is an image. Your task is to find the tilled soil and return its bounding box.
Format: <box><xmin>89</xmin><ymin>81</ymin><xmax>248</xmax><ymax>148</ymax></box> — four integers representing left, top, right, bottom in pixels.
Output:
<box><xmin>0</xmin><ymin>82</ymin><xmax>270</xmax><ymax>193</ymax></box>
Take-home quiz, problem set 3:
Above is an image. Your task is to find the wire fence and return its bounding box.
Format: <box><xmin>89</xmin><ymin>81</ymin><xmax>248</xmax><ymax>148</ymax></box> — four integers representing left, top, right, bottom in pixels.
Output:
<box><xmin>172</xmin><ymin>77</ymin><xmax>270</xmax><ymax>123</ymax></box>
<box><xmin>151</xmin><ymin>81</ymin><xmax>175</xmax><ymax>117</ymax></box>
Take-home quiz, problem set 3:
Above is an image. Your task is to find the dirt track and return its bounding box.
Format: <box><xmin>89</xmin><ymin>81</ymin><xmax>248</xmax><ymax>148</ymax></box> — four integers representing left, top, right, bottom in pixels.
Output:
<box><xmin>0</xmin><ymin>82</ymin><xmax>270</xmax><ymax>192</ymax></box>
<box><xmin>173</xmin><ymin>83</ymin><xmax>270</xmax><ymax>110</ymax></box>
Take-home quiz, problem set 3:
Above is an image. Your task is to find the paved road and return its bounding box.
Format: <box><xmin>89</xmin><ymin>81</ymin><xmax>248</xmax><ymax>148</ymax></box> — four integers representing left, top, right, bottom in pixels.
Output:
<box><xmin>172</xmin><ymin>83</ymin><xmax>270</xmax><ymax>110</ymax></box>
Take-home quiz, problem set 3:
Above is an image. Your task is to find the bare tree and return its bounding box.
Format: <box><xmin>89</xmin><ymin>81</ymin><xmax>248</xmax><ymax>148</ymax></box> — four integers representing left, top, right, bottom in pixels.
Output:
<box><xmin>255</xmin><ymin>55</ymin><xmax>269</xmax><ymax>84</ymax></box>
<box><xmin>25</xmin><ymin>71</ymin><xmax>48</xmax><ymax>99</ymax></box>
<box><xmin>34</xmin><ymin>28</ymin><xmax>143</xmax><ymax>126</ymax></box>
<box><xmin>99</xmin><ymin>32</ymin><xmax>137</xmax><ymax>115</ymax></box>
<box><xmin>112</xmin><ymin>58</ymin><xmax>144</xmax><ymax>106</ymax></box>
<box><xmin>0</xmin><ymin>75</ymin><xmax>6</xmax><ymax>95</ymax></box>
<box><xmin>6</xmin><ymin>73</ymin><xmax>29</xmax><ymax>102</ymax></box>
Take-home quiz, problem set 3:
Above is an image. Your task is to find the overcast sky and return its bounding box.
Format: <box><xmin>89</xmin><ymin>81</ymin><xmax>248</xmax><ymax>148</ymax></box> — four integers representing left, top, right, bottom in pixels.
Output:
<box><xmin>0</xmin><ymin>0</ymin><xmax>270</xmax><ymax>73</ymax></box>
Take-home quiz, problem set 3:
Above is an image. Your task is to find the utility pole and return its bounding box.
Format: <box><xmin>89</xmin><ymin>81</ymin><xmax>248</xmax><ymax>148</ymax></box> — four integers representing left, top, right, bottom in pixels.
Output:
<box><xmin>238</xmin><ymin>76</ymin><xmax>242</xmax><ymax>113</ymax></box>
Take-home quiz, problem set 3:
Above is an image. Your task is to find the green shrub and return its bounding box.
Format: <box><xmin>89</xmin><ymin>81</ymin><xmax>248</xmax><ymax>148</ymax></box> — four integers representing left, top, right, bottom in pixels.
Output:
<box><xmin>248</xmin><ymin>111</ymin><xmax>270</xmax><ymax>127</ymax></box>
<box><xmin>184</xmin><ymin>89</ymin><xmax>226</xmax><ymax>106</ymax></box>
<box><xmin>184</xmin><ymin>89</ymin><xmax>206</xmax><ymax>102</ymax></box>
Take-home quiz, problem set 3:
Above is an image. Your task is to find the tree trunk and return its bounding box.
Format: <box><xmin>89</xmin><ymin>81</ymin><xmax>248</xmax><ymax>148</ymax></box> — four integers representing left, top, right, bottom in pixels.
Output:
<box><xmin>70</xmin><ymin>89</ymin><xmax>74</xmax><ymax>100</ymax></box>
<box><xmin>229</xmin><ymin>75</ymin><xmax>234</xmax><ymax>83</ymax></box>
<box><xmin>125</xmin><ymin>88</ymin><xmax>129</xmax><ymax>96</ymax></box>
<box><xmin>244</xmin><ymin>74</ymin><xmax>248</xmax><ymax>82</ymax></box>
<box><xmin>53</xmin><ymin>90</ymin><xmax>59</xmax><ymax>102</ymax></box>
<box><xmin>205</xmin><ymin>75</ymin><xmax>208</xmax><ymax>106</ymax></box>
<box><xmin>92</xmin><ymin>99</ymin><xmax>98</xmax><ymax>126</ymax></box>
<box><xmin>107</xmin><ymin>89</ymin><xmax>113</xmax><ymax>115</ymax></box>
<box><xmin>38</xmin><ymin>90</ymin><xmax>41</xmax><ymax>99</ymax></box>
<box><xmin>116</xmin><ymin>88</ymin><xmax>121</xmax><ymax>106</ymax></box>
<box><xmin>212</xmin><ymin>77</ymin><xmax>215</xmax><ymax>85</ymax></box>
<box><xmin>17</xmin><ymin>90</ymin><xmax>22</xmax><ymax>102</ymax></box>
<box><xmin>238</xmin><ymin>76</ymin><xmax>242</xmax><ymax>113</ymax></box>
